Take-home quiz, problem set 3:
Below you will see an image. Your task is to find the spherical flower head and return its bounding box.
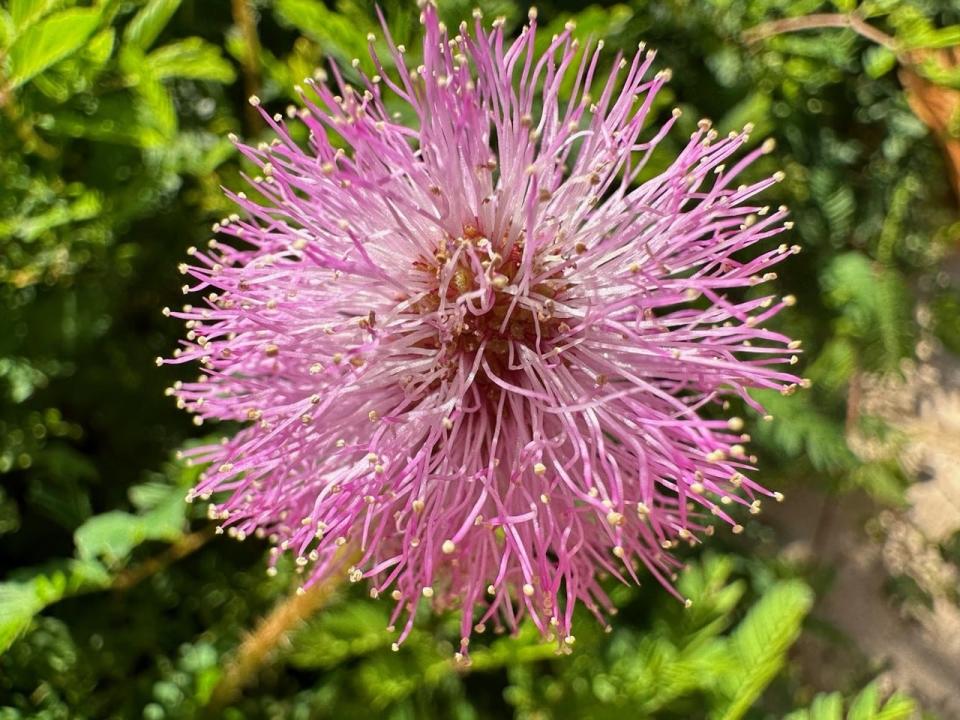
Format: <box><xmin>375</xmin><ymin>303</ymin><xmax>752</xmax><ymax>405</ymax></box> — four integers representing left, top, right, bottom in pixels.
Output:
<box><xmin>163</xmin><ymin>5</ymin><xmax>801</xmax><ymax>654</ymax></box>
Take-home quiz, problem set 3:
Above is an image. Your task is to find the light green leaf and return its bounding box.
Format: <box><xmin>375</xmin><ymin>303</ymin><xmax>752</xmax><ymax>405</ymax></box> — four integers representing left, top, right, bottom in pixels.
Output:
<box><xmin>714</xmin><ymin>580</ymin><xmax>814</xmax><ymax>720</ymax></box>
<box><xmin>874</xmin><ymin>693</ymin><xmax>916</xmax><ymax>720</ymax></box>
<box><xmin>0</xmin><ymin>560</ymin><xmax>110</xmax><ymax>654</ymax></box>
<box><xmin>900</xmin><ymin>24</ymin><xmax>960</xmax><ymax>50</ymax></box>
<box><xmin>863</xmin><ymin>46</ymin><xmax>897</xmax><ymax>79</ymax></box>
<box><xmin>847</xmin><ymin>683</ymin><xmax>879</xmax><ymax>720</ymax></box>
<box><xmin>123</xmin><ymin>0</ymin><xmax>182</xmax><ymax>51</ymax></box>
<box><xmin>6</xmin><ymin>7</ymin><xmax>101</xmax><ymax>88</ymax></box>
<box><xmin>147</xmin><ymin>37</ymin><xmax>236</xmax><ymax>83</ymax></box>
<box><xmin>274</xmin><ymin>0</ymin><xmax>373</xmax><ymax>65</ymax></box>
<box><xmin>915</xmin><ymin>58</ymin><xmax>960</xmax><ymax>90</ymax></box>
<box><xmin>74</xmin><ymin>490</ymin><xmax>185</xmax><ymax>564</ymax></box>
<box><xmin>74</xmin><ymin>511</ymin><xmax>148</xmax><ymax>562</ymax></box>
<box><xmin>84</xmin><ymin>28</ymin><xmax>117</xmax><ymax>68</ymax></box>
<box><xmin>809</xmin><ymin>692</ymin><xmax>844</xmax><ymax>720</ymax></box>
<box><xmin>9</xmin><ymin>0</ymin><xmax>61</xmax><ymax>30</ymax></box>
<box><xmin>134</xmin><ymin>75</ymin><xmax>178</xmax><ymax>144</ymax></box>
<box><xmin>0</xmin><ymin>583</ymin><xmax>45</xmax><ymax>654</ymax></box>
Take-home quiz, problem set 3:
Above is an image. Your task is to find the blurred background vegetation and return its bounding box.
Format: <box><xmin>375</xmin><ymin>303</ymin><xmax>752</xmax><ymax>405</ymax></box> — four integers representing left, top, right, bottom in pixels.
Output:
<box><xmin>2</xmin><ymin>0</ymin><xmax>960</xmax><ymax>718</ymax></box>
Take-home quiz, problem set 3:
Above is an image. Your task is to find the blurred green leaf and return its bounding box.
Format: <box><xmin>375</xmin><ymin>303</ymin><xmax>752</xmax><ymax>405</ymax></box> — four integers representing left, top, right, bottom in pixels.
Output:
<box><xmin>5</xmin><ymin>6</ymin><xmax>101</xmax><ymax>88</ymax></box>
<box><xmin>74</xmin><ymin>484</ymin><xmax>185</xmax><ymax>564</ymax></box>
<box><xmin>123</xmin><ymin>0</ymin><xmax>182</xmax><ymax>51</ymax></box>
<box><xmin>148</xmin><ymin>37</ymin><xmax>237</xmax><ymax>83</ymax></box>
<box><xmin>0</xmin><ymin>559</ymin><xmax>110</xmax><ymax>654</ymax></box>
<box><xmin>785</xmin><ymin>681</ymin><xmax>917</xmax><ymax>720</ymax></box>
<box><xmin>847</xmin><ymin>683</ymin><xmax>880</xmax><ymax>720</ymax></box>
<box><xmin>9</xmin><ymin>0</ymin><xmax>61</xmax><ymax>31</ymax></box>
<box><xmin>863</xmin><ymin>46</ymin><xmax>896</xmax><ymax>79</ymax></box>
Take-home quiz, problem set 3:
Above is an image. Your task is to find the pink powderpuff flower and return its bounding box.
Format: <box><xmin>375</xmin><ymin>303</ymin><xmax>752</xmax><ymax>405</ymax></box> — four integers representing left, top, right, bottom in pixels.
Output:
<box><xmin>161</xmin><ymin>4</ymin><xmax>802</xmax><ymax>657</ymax></box>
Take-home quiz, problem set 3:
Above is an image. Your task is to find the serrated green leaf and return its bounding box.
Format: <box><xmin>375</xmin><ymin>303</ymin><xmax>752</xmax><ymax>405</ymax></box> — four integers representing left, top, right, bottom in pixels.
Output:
<box><xmin>147</xmin><ymin>37</ymin><xmax>236</xmax><ymax>83</ymax></box>
<box><xmin>6</xmin><ymin>7</ymin><xmax>101</xmax><ymax>88</ymax></box>
<box><xmin>134</xmin><ymin>75</ymin><xmax>178</xmax><ymax>143</ymax></box>
<box><xmin>751</xmin><ymin>390</ymin><xmax>856</xmax><ymax>473</ymax></box>
<box><xmin>821</xmin><ymin>253</ymin><xmax>912</xmax><ymax>370</ymax></box>
<box><xmin>288</xmin><ymin>602</ymin><xmax>394</xmax><ymax>669</ymax></box>
<box><xmin>714</xmin><ymin>580</ymin><xmax>814</xmax><ymax>720</ymax></box>
<box><xmin>123</xmin><ymin>0</ymin><xmax>182</xmax><ymax>51</ymax></box>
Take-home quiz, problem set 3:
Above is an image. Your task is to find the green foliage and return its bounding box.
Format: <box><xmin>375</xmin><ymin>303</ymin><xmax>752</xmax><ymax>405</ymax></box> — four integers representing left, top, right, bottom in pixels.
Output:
<box><xmin>784</xmin><ymin>682</ymin><xmax>917</xmax><ymax>720</ymax></box>
<box><xmin>1</xmin><ymin>0</ymin><xmax>957</xmax><ymax>716</ymax></box>
<box><xmin>713</xmin><ymin>580</ymin><xmax>814</xmax><ymax>720</ymax></box>
<box><xmin>271</xmin><ymin>555</ymin><xmax>814</xmax><ymax>719</ymax></box>
<box><xmin>0</xmin><ymin>560</ymin><xmax>111</xmax><ymax>655</ymax></box>
<box><xmin>5</xmin><ymin>6</ymin><xmax>103</xmax><ymax>89</ymax></box>
<box><xmin>0</xmin><ymin>459</ymin><xmax>192</xmax><ymax>654</ymax></box>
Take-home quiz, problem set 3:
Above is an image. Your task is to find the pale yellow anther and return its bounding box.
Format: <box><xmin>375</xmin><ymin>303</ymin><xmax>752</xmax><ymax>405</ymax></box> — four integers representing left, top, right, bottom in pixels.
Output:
<box><xmin>491</xmin><ymin>274</ymin><xmax>509</xmax><ymax>289</ymax></box>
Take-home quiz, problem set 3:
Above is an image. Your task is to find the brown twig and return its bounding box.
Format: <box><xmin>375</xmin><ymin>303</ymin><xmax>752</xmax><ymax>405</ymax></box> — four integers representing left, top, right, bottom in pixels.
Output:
<box><xmin>230</xmin><ymin>0</ymin><xmax>263</xmax><ymax>134</ymax></box>
<box><xmin>206</xmin><ymin>559</ymin><xmax>349</xmax><ymax>712</ymax></box>
<box><xmin>743</xmin><ymin>12</ymin><xmax>901</xmax><ymax>55</ymax></box>
<box><xmin>112</xmin><ymin>527</ymin><xmax>214</xmax><ymax>591</ymax></box>
<box><xmin>2</xmin><ymin>100</ymin><xmax>56</xmax><ymax>158</ymax></box>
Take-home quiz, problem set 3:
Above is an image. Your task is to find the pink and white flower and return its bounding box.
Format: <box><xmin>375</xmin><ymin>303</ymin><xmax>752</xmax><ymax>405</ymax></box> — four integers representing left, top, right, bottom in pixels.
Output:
<box><xmin>162</xmin><ymin>4</ymin><xmax>800</xmax><ymax>656</ymax></box>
